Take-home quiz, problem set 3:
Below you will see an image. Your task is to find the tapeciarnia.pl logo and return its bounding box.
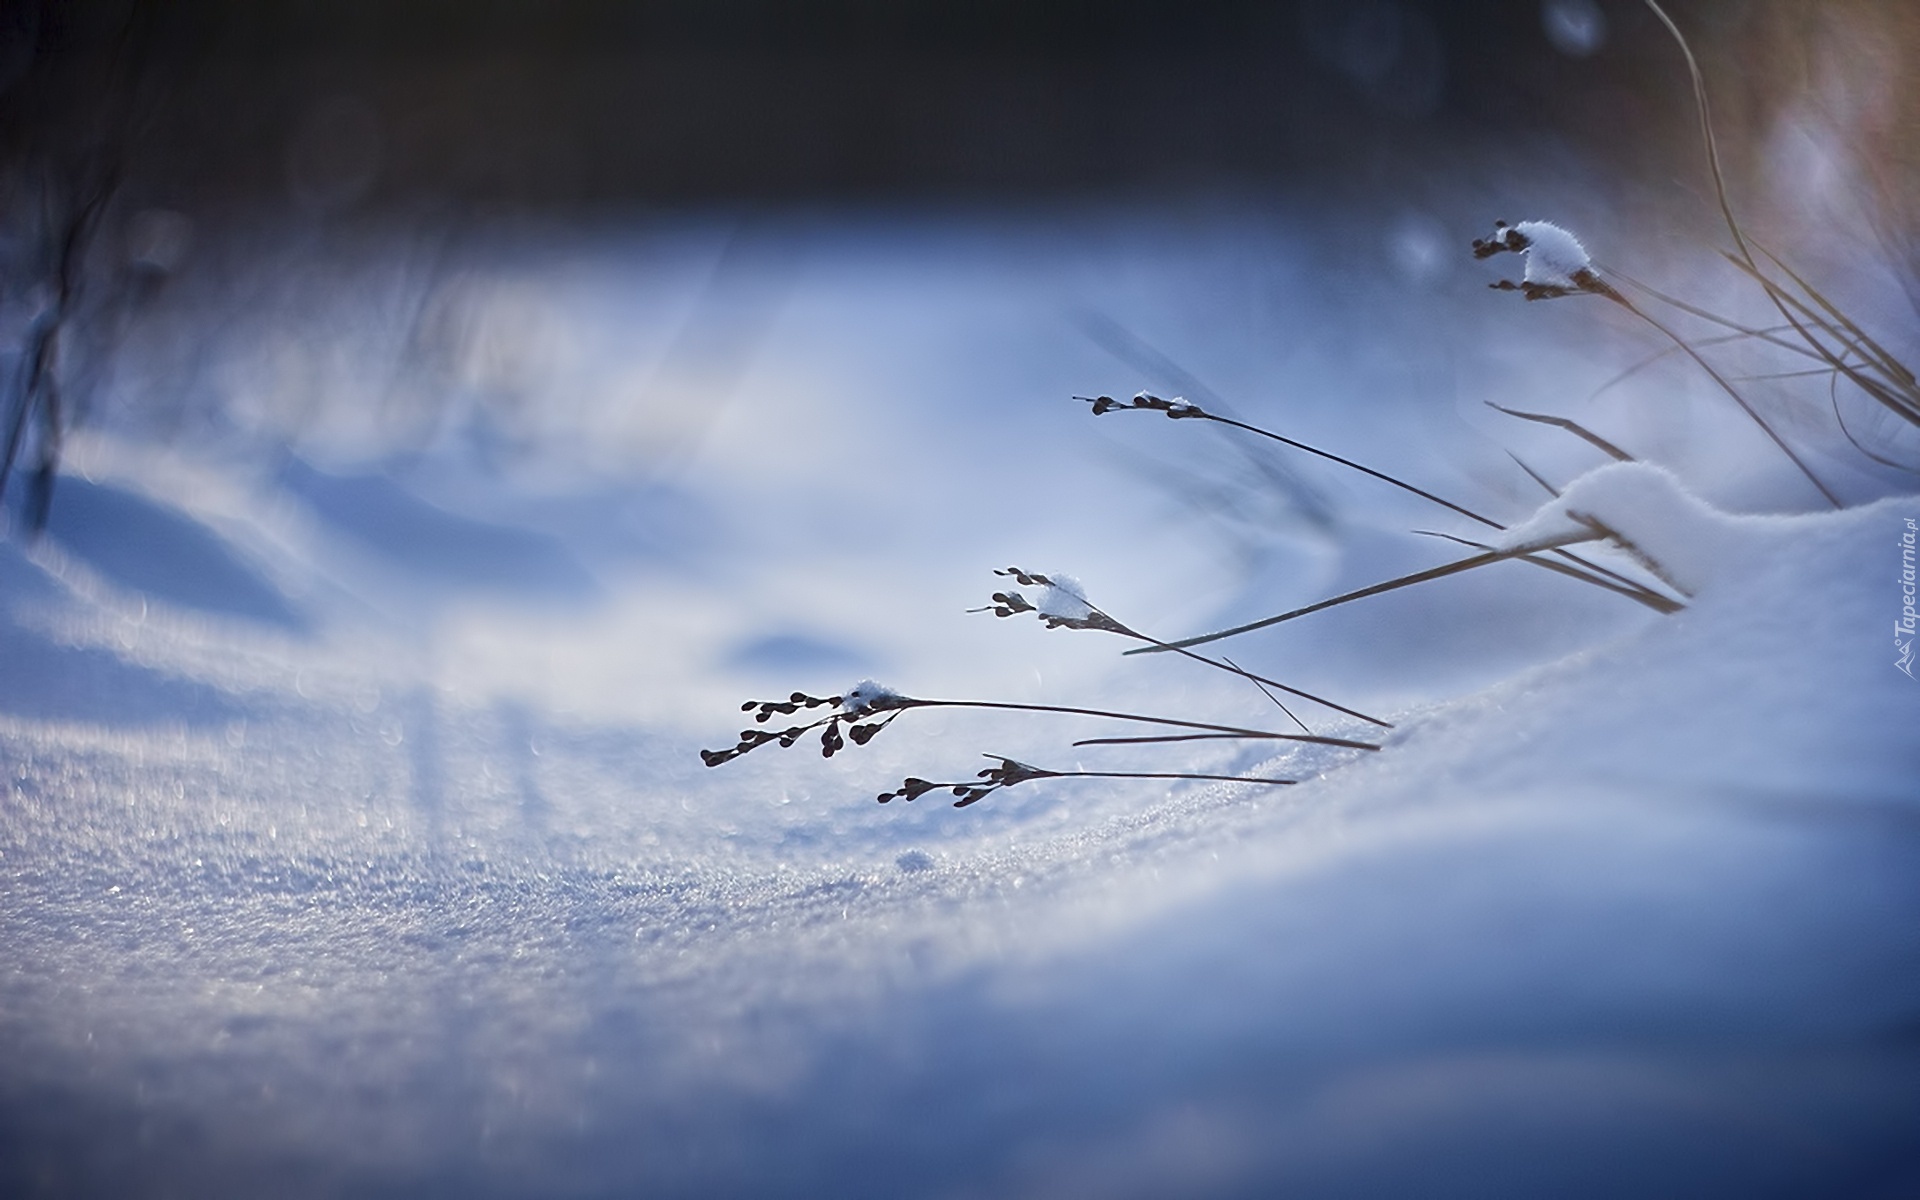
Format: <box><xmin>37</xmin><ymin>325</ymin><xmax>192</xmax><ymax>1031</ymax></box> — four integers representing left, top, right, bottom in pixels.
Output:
<box><xmin>1899</xmin><ymin>517</ymin><xmax>1917</xmax><ymax>679</ymax></box>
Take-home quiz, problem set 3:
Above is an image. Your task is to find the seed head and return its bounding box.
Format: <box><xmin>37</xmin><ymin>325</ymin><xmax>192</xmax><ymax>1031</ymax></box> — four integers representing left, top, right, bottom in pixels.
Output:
<box><xmin>842</xmin><ymin>679</ymin><xmax>904</xmax><ymax>716</ymax></box>
<box><xmin>1078</xmin><ymin>393</ymin><xmax>1207</xmax><ymax>419</ymax></box>
<box><xmin>704</xmin><ymin>682</ymin><xmax>910</xmax><ymax>766</ymax></box>
<box><xmin>1473</xmin><ymin>220</ymin><xmax>1613</xmax><ymax>300</ymax></box>
<box><xmin>982</xmin><ymin>567</ymin><xmax>1124</xmax><ymax>632</ymax></box>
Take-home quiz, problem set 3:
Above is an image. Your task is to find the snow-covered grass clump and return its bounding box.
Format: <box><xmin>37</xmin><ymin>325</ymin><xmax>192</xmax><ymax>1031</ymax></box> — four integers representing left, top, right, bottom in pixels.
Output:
<box><xmin>3</xmin><ymin>451</ymin><xmax>1915</xmax><ymax>1197</ymax></box>
<box><xmin>1481</xmin><ymin>219</ymin><xmax>1595</xmax><ymax>290</ymax></box>
<box><xmin>1496</xmin><ymin>461</ymin><xmax>1786</xmax><ymax>595</ymax></box>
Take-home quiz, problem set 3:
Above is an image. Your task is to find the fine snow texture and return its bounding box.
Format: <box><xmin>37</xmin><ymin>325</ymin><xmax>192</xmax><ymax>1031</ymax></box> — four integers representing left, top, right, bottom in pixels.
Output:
<box><xmin>1034</xmin><ymin>573</ymin><xmax>1096</xmax><ymax>623</ymax></box>
<box><xmin>841</xmin><ymin>678</ymin><xmax>902</xmax><ymax>714</ymax></box>
<box><xmin>3</xmin><ymin>481</ymin><xmax>1916</xmax><ymax>1198</ymax></box>
<box><xmin>1513</xmin><ymin>220</ymin><xmax>1594</xmax><ymax>288</ymax></box>
<box><xmin>3</xmin><ymin>210</ymin><xmax>1918</xmax><ymax>1198</ymax></box>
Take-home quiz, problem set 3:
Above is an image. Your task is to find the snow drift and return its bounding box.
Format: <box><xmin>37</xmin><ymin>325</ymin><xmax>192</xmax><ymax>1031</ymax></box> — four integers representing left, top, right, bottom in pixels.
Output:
<box><xmin>4</xmin><ymin>427</ymin><xmax>1917</xmax><ymax>1198</ymax></box>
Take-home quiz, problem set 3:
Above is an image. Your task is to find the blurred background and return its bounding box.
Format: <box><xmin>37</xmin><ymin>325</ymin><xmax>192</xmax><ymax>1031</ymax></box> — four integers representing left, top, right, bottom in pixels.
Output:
<box><xmin>6</xmin><ymin>0</ymin><xmax>1915</xmax><ymax>723</ymax></box>
<box><xmin>3</xmin><ymin>1</ymin><xmax>1919</xmax><ymax>1196</ymax></box>
<box><xmin>2</xmin><ymin>0</ymin><xmax>1712</xmax><ymax>208</ymax></box>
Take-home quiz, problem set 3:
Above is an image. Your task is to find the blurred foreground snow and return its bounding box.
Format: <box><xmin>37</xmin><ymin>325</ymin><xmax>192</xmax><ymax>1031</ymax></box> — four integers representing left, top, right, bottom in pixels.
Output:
<box><xmin>2</xmin><ymin>208</ymin><xmax>1918</xmax><ymax>1196</ymax></box>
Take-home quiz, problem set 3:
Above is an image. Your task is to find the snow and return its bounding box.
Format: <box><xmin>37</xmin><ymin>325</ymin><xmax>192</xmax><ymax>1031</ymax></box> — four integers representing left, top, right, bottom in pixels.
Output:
<box><xmin>841</xmin><ymin>679</ymin><xmax>901</xmax><ymax>714</ymax></box>
<box><xmin>1513</xmin><ymin>220</ymin><xmax>1594</xmax><ymax>289</ymax></box>
<box><xmin>1474</xmin><ymin>220</ymin><xmax>1595</xmax><ymax>291</ymax></box>
<box><xmin>1494</xmin><ymin>460</ymin><xmax>1794</xmax><ymax>595</ymax></box>
<box><xmin>1034</xmin><ymin>573</ymin><xmax>1096</xmax><ymax>623</ymax></box>
<box><xmin>2</xmin><ymin>205</ymin><xmax>1918</xmax><ymax>1196</ymax></box>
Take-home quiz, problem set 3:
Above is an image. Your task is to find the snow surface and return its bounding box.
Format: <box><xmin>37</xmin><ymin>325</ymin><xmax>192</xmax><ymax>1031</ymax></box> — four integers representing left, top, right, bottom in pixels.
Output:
<box><xmin>3</xmin><ymin>206</ymin><xmax>1919</xmax><ymax>1197</ymax></box>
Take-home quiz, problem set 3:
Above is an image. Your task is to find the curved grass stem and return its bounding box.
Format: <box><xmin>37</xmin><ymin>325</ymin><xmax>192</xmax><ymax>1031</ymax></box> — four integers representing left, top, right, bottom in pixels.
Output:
<box><xmin>909</xmin><ymin>698</ymin><xmax>1380</xmax><ymax>750</ymax></box>
<box><xmin>1082</xmin><ymin>395</ymin><xmax>1683</xmax><ymax>615</ymax></box>
<box><xmin>1131</xmin><ymin>529</ymin><xmax>1605</xmax><ymax>653</ymax></box>
<box><xmin>1605</xmin><ymin>289</ymin><xmax>1843</xmax><ymax>508</ymax></box>
<box><xmin>1644</xmin><ymin>0</ymin><xmax>1915</xmax><ymax>482</ymax></box>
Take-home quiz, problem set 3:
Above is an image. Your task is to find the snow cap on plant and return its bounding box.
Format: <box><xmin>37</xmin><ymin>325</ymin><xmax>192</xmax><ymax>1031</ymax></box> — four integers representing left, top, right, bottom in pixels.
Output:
<box><xmin>703</xmin><ymin>682</ymin><xmax>910</xmax><ymax>767</ymax></box>
<box><xmin>1081</xmin><ymin>392</ymin><xmax>1205</xmax><ymax>418</ymax></box>
<box><xmin>841</xmin><ymin>679</ymin><xmax>903</xmax><ymax>716</ymax></box>
<box><xmin>1492</xmin><ymin>461</ymin><xmax>1745</xmax><ymax>597</ymax></box>
<box><xmin>1473</xmin><ymin>220</ymin><xmax>1615</xmax><ymax>300</ymax></box>
<box><xmin>980</xmin><ymin>567</ymin><xmax>1121</xmax><ymax>632</ymax></box>
<box><xmin>1035</xmin><ymin>574</ymin><xmax>1094</xmax><ymax>624</ymax></box>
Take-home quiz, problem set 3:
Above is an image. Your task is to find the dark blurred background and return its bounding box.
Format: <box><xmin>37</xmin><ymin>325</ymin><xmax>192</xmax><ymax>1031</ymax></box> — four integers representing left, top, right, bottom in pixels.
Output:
<box><xmin>8</xmin><ymin>0</ymin><xmax>1917</xmax><ymax>529</ymax></box>
<box><xmin>7</xmin><ymin>0</ymin><xmax>1865</xmax><ymax>216</ymax></box>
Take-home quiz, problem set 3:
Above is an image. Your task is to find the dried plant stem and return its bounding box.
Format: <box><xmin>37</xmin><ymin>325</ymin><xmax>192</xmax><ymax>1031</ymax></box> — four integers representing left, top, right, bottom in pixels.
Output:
<box><xmin>1072</xmin><ymin>733</ymin><xmax>1273</xmax><ymax>747</ymax></box>
<box><xmin>884</xmin><ymin>754</ymin><xmax>1297</xmax><ymax>807</ymax></box>
<box><xmin>1748</xmin><ymin>244</ymin><xmax>1917</xmax><ymax>393</ymax></box>
<box><xmin>1645</xmin><ymin>0</ymin><xmax>1914</xmax><ymax>483</ymax></box>
<box><xmin>1829</xmin><ymin>371</ymin><xmax>1920</xmax><ymax>474</ymax></box>
<box><xmin>1604</xmin><ymin>289</ymin><xmax>1843</xmax><ymax>507</ymax></box>
<box><xmin>1727</xmin><ymin>248</ymin><xmax>1920</xmax><ymax>425</ymax></box>
<box><xmin>1133</xmin><ymin>530</ymin><xmax>1604</xmax><ymax>653</ymax></box>
<box><xmin>991</xmin><ymin>765</ymin><xmax>1293</xmax><ymax>786</ymax></box>
<box><xmin>1111</xmin><ymin>623</ymin><xmax>1391</xmax><ymax>729</ymax></box>
<box><xmin>1584</xmin><ymin>325</ymin><xmax>1810</xmax><ymax>408</ymax></box>
<box><xmin>1729</xmin><ymin>368</ymin><xmax>1847</xmax><ymax>383</ymax></box>
<box><xmin>1642</xmin><ymin>0</ymin><xmax>1750</xmax><ymax>259</ymax></box>
<box><xmin>1154</xmin><ymin>404</ymin><xmax>1495</xmax><ymax>527</ymax></box>
<box><xmin>1084</xmin><ymin>397</ymin><xmax>1680</xmax><ymax>613</ymax></box>
<box><xmin>1609</xmin><ymin>272</ymin><xmax>1839</xmax><ymax>366</ymax></box>
<box><xmin>1507</xmin><ymin>451</ymin><xmax>1561</xmax><ymax>498</ymax></box>
<box><xmin>1222</xmin><ymin>655</ymin><xmax>1311</xmax><ymax>733</ymax></box>
<box><xmin>1484</xmin><ymin>402</ymin><xmax>1633</xmax><ymax>462</ymax></box>
<box><xmin>1612</xmin><ymin>268</ymin><xmax>1917</xmax><ymax>451</ymax></box>
<box><xmin>1413</xmin><ymin>530</ymin><xmax>1685</xmax><ymax>608</ymax></box>
<box><xmin>907</xmin><ymin>699</ymin><xmax>1380</xmax><ymax>750</ymax></box>
<box><xmin>1651</xmin><ymin>0</ymin><xmax>1904</xmax><ymax>410</ymax></box>
<box><xmin>702</xmin><ymin>686</ymin><xmax>1383</xmax><ymax>771</ymax></box>
<box><xmin>984</xmin><ymin>567</ymin><xmax>1394</xmax><ymax>728</ymax></box>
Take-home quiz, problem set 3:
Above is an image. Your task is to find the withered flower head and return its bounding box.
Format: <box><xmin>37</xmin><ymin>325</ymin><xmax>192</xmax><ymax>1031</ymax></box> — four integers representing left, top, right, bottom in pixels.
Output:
<box><xmin>980</xmin><ymin>566</ymin><xmax>1125</xmax><ymax>632</ymax></box>
<box><xmin>701</xmin><ymin>682</ymin><xmax>910</xmax><ymax>767</ymax></box>
<box><xmin>1473</xmin><ymin>220</ymin><xmax>1614</xmax><ymax>301</ymax></box>
<box><xmin>1078</xmin><ymin>392</ymin><xmax>1207</xmax><ymax>419</ymax></box>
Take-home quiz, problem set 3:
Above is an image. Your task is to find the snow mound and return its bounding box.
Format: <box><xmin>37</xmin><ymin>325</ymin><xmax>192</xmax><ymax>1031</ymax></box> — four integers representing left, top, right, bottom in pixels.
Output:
<box><xmin>1378</xmin><ymin>482</ymin><xmax>1918</xmax><ymax>801</ymax></box>
<box><xmin>1496</xmin><ymin>461</ymin><xmax>1807</xmax><ymax>595</ymax></box>
<box><xmin>2</xmin><ymin>482</ymin><xmax>1913</xmax><ymax>1197</ymax></box>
